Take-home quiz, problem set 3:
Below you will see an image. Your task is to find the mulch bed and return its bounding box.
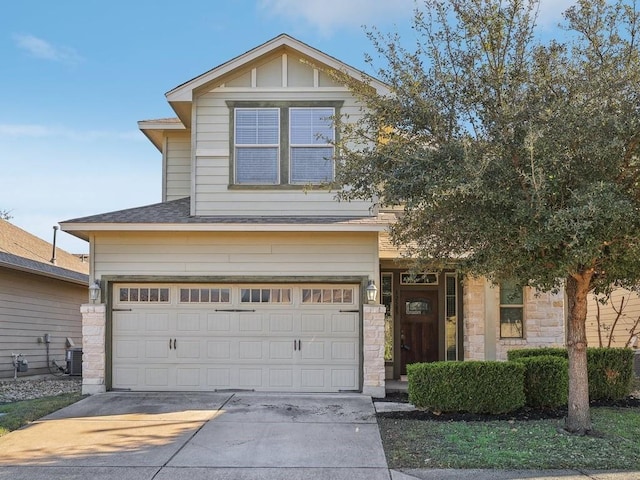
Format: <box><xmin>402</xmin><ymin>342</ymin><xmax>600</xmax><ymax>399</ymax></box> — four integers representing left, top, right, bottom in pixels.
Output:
<box><xmin>374</xmin><ymin>391</ymin><xmax>640</xmax><ymax>422</ymax></box>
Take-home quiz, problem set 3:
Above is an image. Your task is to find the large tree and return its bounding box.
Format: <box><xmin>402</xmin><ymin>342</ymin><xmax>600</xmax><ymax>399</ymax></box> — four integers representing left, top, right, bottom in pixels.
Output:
<box><xmin>335</xmin><ymin>0</ymin><xmax>640</xmax><ymax>434</ymax></box>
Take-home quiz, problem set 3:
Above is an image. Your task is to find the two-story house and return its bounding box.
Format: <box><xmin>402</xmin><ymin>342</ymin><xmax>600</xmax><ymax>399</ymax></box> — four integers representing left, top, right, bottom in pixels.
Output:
<box><xmin>61</xmin><ymin>35</ymin><xmax>566</xmax><ymax>397</ymax></box>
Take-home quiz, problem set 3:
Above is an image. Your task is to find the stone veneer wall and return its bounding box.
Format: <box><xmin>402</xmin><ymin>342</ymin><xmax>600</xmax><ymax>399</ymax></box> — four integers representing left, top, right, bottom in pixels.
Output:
<box><xmin>80</xmin><ymin>304</ymin><xmax>107</xmax><ymax>395</ymax></box>
<box><xmin>495</xmin><ymin>288</ymin><xmax>565</xmax><ymax>360</ymax></box>
<box><xmin>362</xmin><ymin>304</ymin><xmax>386</xmax><ymax>397</ymax></box>
<box><xmin>463</xmin><ymin>276</ymin><xmax>486</xmax><ymax>360</ymax></box>
<box><xmin>463</xmin><ymin>278</ymin><xmax>565</xmax><ymax>361</ymax></box>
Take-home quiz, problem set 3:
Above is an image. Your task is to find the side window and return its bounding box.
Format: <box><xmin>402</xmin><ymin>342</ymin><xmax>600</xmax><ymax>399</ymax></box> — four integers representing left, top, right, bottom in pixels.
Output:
<box><xmin>499</xmin><ymin>280</ymin><xmax>524</xmax><ymax>338</ymax></box>
<box><xmin>234</xmin><ymin>108</ymin><xmax>280</xmax><ymax>184</ymax></box>
<box><xmin>289</xmin><ymin>107</ymin><xmax>335</xmax><ymax>184</ymax></box>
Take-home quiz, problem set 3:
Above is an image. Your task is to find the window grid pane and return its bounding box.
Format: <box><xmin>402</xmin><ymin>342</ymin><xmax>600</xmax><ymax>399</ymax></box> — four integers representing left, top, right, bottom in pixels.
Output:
<box><xmin>290</xmin><ymin>147</ymin><xmax>334</xmax><ymax>183</ymax></box>
<box><xmin>290</xmin><ymin>108</ymin><xmax>334</xmax><ymax>144</ymax></box>
<box><xmin>240</xmin><ymin>288</ymin><xmax>292</xmax><ymax>304</ymax></box>
<box><xmin>289</xmin><ymin>107</ymin><xmax>335</xmax><ymax>184</ymax></box>
<box><xmin>235</xmin><ymin>108</ymin><xmax>279</xmax><ymax>184</ymax></box>
<box><xmin>499</xmin><ymin>281</ymin><xmax>524</xmax><ymax>338</ymax></box>
<box><xmin>236</xmin><ymin>147</ymin><xmax>279</xmax><ymax>184</ymax></box>
<box><xmin>119</xmin><ymin>287</ymin><xmax>169</xmax><ymax>303</ymax></box>
<box><xmin>178</xmin><ymin>288</ymin><xmax>231</xmax><ymax>304</ymax></box>
<box><xmin>301</xmin><ymin>288</ymin><xmax>354</xmax><ymax>304</ymax></box>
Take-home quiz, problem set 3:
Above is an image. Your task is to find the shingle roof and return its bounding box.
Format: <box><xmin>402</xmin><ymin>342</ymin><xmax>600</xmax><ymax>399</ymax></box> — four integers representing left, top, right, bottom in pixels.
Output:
<box><xmin>0</xmin><ymin>219</ymin><xmax>89</xmax><ymax>284</ymax></box>
<box><xmin>61</xmin><ymin>196</ymin><xmax>392</xmax><ymax>226</ymax></box>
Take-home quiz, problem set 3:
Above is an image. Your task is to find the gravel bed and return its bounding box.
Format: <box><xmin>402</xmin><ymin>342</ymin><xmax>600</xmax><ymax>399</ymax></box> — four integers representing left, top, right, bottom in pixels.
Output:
<box><xmin>0</xmin><ymin>377</ymin><xmax>82</xmax><ymax>403</ymax></box>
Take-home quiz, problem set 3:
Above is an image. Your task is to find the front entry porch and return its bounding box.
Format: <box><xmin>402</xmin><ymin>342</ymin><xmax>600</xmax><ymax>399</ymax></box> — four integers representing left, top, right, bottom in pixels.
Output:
<box><xmin>381</xmin><ymin>268</ymin><xmax>463</xmax><ymax>381</ymax></box>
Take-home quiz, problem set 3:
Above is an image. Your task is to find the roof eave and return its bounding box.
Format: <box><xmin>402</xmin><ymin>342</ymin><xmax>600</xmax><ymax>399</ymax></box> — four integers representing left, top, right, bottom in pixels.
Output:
<box><xmin>60</xmin><ymin>222</ymin><xmax>388</xmax><ymax>234</ymax></box>
<box><xmin>0</xmin><ymin>260</ymin><xmax>89</xmax><ymax>286</ymax></box>
<box><xmin>138</xmin><ymin>120</ymin><xmax>187</xmax><ymax>151</ymax></box>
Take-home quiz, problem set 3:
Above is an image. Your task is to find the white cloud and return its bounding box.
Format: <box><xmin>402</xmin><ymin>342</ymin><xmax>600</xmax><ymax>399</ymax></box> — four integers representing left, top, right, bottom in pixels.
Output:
<box><xmin>13</xmin><ymin>34</ymin><xmax>82</xmax><ymax>64</ymax></box>
<box><xmin>0</xmin><ymin>123</ymin><xmax>141</xmax><ymax>141</ymax></box>
<box><xmin>258</xmin><ymin>0</ymin><xmax>414</xmax><ymax>35</ymax></box>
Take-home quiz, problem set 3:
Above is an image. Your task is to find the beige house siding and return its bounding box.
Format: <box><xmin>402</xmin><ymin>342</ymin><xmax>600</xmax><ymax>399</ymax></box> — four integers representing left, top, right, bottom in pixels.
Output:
<box><xmin>93</xmin><ymin>231</ymin><xmax>378</xmax><ymax>278</ymax></box>
<box><xmin>464</xmin><ymin>277</ymin><xmax>565</xmax><ymax>361</ymax></box>
<box><xmin>0</xmin><ymin>268</ymin><xmax>84</xmax><ymax>378</ymax></box>
<box><xmin>190</xmin><ymin>51</ymin><xmax>373</xmax><ymax>217</ymax></box>
<box><xmin>164</xmin><ymin>132</ymin><xmax>191</xmax><ymax>201</ymax></box>
<box><xmin>587</xmin><ymin>288</ymin><xmax>640</xmax><ymax>348</ymax></box>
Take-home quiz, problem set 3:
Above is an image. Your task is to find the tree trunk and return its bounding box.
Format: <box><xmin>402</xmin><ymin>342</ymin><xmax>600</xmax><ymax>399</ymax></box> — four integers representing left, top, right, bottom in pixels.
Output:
<box><xmin>565</xmin><ymin>273</ymin><xmax>592</xmax><ymax>434</ymax></box>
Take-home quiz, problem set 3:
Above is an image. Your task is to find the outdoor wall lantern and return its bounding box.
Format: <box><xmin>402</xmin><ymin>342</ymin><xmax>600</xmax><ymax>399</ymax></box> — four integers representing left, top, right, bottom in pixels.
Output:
<box><xmin>89</xmin><ymin>280</ymin><xmax>101</xmax><ymax>303</ymax></box>
<box><xmin>366</xmin><ymin>279</ymin><xmax>378</xmax><ymax>304</ymax></box>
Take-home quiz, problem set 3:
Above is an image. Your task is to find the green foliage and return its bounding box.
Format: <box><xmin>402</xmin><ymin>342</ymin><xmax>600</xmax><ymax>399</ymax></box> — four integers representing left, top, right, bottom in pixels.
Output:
<box><xmin>507</xmin><ymin>347</ymin><xmax>634</xmax><ymax>400</ymax></box>
<box><xmin>335</xmin><ymin>0</ymin><xmax>640</xmax><ymax>295</ymax></box>
<box><xmin>507</xmin><ymin>348</ymin><xmax>568</xmax><ymax>361</ymax></box>
<box><xmin>335</xmin><ymin>0</ymin><xmax>640</xmax><ymax>432</ymax></box>
<box><xmin>514</xmin><ymin>355</ymin><xmax>568</xmax><ymax>408</ymax></box>
<box><xmin>587</xmin><ymin>347</ymin><xmax>635</xmax><ymax>400</ymax></box>
<box><xmin>407</xmin><ymin>361</ymin><xmax>525</xmax><ymax>414</ymax></box>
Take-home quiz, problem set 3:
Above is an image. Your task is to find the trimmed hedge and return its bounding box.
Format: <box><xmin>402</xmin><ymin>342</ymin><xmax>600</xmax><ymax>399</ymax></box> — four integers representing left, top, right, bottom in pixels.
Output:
<box><xmin>514</xmin><ymin>355</ymin><xmax>568</xmax><ymax>408</ymax></box>
<box><xmin>407</xmin><ymin>361</ymin><xmax>525</xmax><ymax>414</ymax></box>
<box><xmin>587</xmin><ymin>348</ymin><xmax>635</xmax><ymax>400</ymax></box>
<box><xmin>507</xmin><ymin>347</ymin><xmax>634</xmax><ymax>401</ymax></box>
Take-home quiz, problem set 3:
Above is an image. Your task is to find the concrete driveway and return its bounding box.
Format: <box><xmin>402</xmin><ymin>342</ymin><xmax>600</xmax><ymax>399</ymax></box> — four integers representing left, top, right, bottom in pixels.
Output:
<box><xmin>0</xmin><ymin>392</ymin><xmax>390</xmax><ymax>479</ymax></box>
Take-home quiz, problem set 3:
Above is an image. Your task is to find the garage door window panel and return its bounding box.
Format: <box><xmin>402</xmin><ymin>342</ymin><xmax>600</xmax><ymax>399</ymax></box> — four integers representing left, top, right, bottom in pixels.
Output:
<box><xmin>302</xmin><ymin>288</ymin><xmax>354</xmax><ymax>304</ymax></box>
<box><xmin>119</xmin><ymin>287</ymin><xmax>169</xmax><ymax>303</ymax></box>
<box><xmin>179</xmin><ymin>288</ymin><xmax>231</xmax><ymax>303</ymax></box>
<box><xmin>240</xmin><ymin>288</ymin><xmax>292</xmax><ymax>303</ymax></box>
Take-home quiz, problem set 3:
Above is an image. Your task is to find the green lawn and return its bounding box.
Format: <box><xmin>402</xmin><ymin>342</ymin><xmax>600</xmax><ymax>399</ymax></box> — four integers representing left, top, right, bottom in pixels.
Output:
<box><xmin>0</xmin><ymin>392</ymin><xmax>84</xmax><ymax>437</ymax></box>
<box><xmin>378</xmin><ymin>407</ymin><xmax>640</xmax><ymax>470</ymax></box>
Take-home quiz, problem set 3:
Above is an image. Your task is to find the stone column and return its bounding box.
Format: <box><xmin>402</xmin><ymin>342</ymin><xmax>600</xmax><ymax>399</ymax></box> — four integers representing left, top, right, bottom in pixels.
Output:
<box><xmin>463</xmin><ymin>276</ymin><xmax>487</xmax><ymax>360</ymax></box>
<box><xmin>80</xmin><ymin>304</ymin><xmax>106</xmax><ymax>395</ymax></box>
<box><xmin>363</xmin><ymin>304</ymin><xmax>386</xmax><ymax>397</ymax></box>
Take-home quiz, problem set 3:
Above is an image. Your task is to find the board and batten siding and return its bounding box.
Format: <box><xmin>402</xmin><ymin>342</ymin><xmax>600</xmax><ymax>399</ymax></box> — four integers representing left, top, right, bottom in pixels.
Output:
<box><xmin>587</xmin><ymin>288</ymin><xmax>640</xmax><ymax>348</ymax></box>
<box><xmin>164</xmin><ymin>132</ymin><xmax>191</xmax><ymax>201</ymax></box>
<box><xmin>0</xmin><ymin>268</ymin><xmax>84</xmax><ymax>378</ymax></box>
<box><xmin>190</xmin><ymin>50</ymin><xmax>374</xmax><ymax>217</ymax></box>
<box><xmin>93</xmin><ymin>231</ymin><xmax>378</xmax><ymax>279</ymax></box>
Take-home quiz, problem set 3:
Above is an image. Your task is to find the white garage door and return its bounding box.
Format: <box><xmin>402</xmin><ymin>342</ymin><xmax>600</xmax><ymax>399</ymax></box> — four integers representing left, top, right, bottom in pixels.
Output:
<box><xmin>111</xmin><ymin>283</ymin><xmax>360</xmax><ymax>392</ymax></box>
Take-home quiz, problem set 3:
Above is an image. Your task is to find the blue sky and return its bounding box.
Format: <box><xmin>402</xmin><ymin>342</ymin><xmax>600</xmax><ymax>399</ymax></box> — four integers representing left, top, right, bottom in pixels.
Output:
<box><xmin>1</xmin><ymin>0</ymin><xmax>574</xmax><ymax>253</ymax></box>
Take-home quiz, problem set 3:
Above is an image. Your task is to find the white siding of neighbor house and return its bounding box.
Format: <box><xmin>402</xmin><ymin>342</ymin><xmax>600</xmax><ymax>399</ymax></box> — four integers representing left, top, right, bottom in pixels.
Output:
<box><xmin>0</xmin><ymin>268</ymin><xmax>84</xmax><ymax>378</ymax></box>
<box><xmin>164</xmin><ymin>132</ymin><xmax>191</xmax><ymax>201</ymax></box>
<box><xmin>587</xmin><ymin>288</ymin><xmax>640</xmax><ymax>348</ymax></box>
<box><xmin>93</xmin><ymin>231</ymin><xmax>379</xmax><ymax>279</ymax></box>
<box><xmin>190</xmin><ymin>51</ymin><xmax>373</xmax><ymax>217</ymax></box>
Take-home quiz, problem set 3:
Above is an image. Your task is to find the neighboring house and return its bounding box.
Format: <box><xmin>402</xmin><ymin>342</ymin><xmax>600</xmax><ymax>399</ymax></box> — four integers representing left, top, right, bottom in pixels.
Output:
<box><xmin>0</xmin><ymin>219</ymin><xmax>88</xmax><ymax>378</ymax></box>
<box><xmin>60</xmin><ymin>34</ymin><xmax>566</xmax><ymax>396</ymax></box>
<box><xmin>586</xmin><ymin>289</ymin><xmax>640</xmax><ymax>349</ymax></box>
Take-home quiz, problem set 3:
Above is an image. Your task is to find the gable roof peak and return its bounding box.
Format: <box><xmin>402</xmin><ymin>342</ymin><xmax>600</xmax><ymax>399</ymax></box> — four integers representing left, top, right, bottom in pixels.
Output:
<box><xmin>165</xmin><ymin>33</ymin><xmax>388</xmax><ymax>103</ymax></box>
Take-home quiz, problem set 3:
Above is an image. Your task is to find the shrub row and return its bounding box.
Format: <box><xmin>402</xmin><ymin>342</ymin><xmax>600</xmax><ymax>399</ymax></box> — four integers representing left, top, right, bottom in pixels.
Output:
<box><xmin>507</xmin><ymin>347</ymin><xmax>634</xmax><ymax>401</ymax></box>
<box><xmin>407</xmin><ymin>347</ymin><xmax>634</xmax><ymax>413</ymax></box>
<box><xmin>407</xmin><ymin>361</ymin><xmax>525</xmax><ymax>414</ymax></box>
<box><xmin>514</xmin><ymin>355</ymin><xmax>568</xmax><ymax>408</ymax></box>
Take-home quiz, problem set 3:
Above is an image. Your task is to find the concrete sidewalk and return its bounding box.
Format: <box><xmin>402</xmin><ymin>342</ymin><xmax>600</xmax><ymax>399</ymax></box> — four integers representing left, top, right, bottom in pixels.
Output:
<box><xmin>0</xmin><ymin>391</ymin><xmax>389</xmax><ymax>479</ymax></box>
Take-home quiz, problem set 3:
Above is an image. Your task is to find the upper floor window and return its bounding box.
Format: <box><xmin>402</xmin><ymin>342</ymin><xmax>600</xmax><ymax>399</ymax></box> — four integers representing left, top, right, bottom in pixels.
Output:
<box><xmin>229</xmin><ymin>101</ymin><xmax>341</xmax><ymax>186</ymax></box>
<box><xmin>499</xmin><ymin>280</ymin><xmax>524</xmax><ymax>338</ymax></box>
<box><xmin>235</xmin><ymin>108</ymin><xmax>280</xmax><ymax>184</ymax></box>
<box><xmin>289</xmin><ymin>108</ymin><xmax>334</xmax><ymax>183</ymax></box>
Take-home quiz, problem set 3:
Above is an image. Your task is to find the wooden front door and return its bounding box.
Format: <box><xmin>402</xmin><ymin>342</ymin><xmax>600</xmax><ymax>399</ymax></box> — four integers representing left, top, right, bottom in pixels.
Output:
<box><xmin>399</xmin><ymin>290</ymin><xmax>439</xmax><ymax>374</ymax></box>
